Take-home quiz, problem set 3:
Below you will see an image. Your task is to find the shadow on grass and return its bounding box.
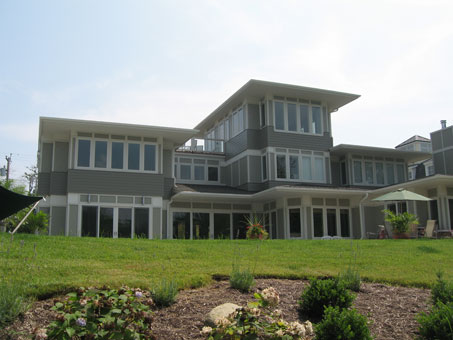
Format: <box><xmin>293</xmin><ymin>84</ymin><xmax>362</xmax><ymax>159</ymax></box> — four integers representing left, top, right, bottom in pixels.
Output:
<box><xmin>417</xmin><ymin>245</ymin><xmax>441</xmax><ymax>254</ymax></box>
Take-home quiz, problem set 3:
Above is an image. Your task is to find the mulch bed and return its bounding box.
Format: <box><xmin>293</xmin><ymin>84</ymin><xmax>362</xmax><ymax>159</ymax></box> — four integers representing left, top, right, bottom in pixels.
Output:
<box><xmin>1</xmin><ymin>279</ymin><xmax>431</xmax><ymax>340</ymax></box>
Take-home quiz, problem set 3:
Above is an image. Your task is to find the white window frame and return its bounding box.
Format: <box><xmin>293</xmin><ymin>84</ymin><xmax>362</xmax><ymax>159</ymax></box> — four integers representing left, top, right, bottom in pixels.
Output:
<box><xmin>311</xmin><ymin>205</ymin><xmax>352</xmax><ymax>239</ymax></box>
<box><xmin>175</xmin><ymin>158</ymin><xmax>221</xmax><ymax>184</ymax></box>
<box><xmin>351</xmin><ymin>157</ymin><xmax>406</xmax><ymax>186</ymax></box>
<box><xmin>272</xmin><ymin>100</ymin><xmax>324</xmax><ymax>135</ymax></box>
<box><xmin>274</xmin><ymin>149</ymin><xmax>327</xmax><ymax>183</ymax></box>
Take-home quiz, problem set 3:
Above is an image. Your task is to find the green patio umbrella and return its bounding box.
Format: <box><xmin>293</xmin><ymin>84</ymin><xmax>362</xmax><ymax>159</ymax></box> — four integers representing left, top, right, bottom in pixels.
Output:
<box><xmin>372</xmin><ymin>188</ymin><xmax>431</xmax><ymax>202</ymax></box>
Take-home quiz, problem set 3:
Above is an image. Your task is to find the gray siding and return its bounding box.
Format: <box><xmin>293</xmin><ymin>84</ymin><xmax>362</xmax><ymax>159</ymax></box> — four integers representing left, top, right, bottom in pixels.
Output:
<box><xmin>364</xmin><ymin>206</ymin><xmax>384</xmax><ymax>235</ymax></box>
<box><xmin>51</xmin><ymin>206</ymin><xmax>66</xmax><ymax>236</ymax></box>
<box><xmin>237</xmin><ymin>183</ymin><xmax>264</xmax><ymax>192</ymax></box>
<box><xmin>163</xmin><ymin>177</ymin><xmax>174</xmax><ymax>199</ymax></box>
<box><xmin>41</xmin><ymin>143</ymin><xmax>53</xmax><ymax>172</ymax></box>
<box><xmin>163</xmin><ymin>149</ymin><xmax>172</xmax><ymax>177</ymax></box>
<box><xmin>325</xmin><ymin>158</ymin><xmax>331</xmax><ymax>184</ymax></box>
<box><xmin>68</xmin><ymin>205</ymin><xmax>78</xmax><ymax>236</ymax></box>
<box><xmin>225</xmin><ymin>129</ymin><xmax>265</xmax><ymax>160</ymax></box>
<box><xmin>249</xmin><ymin>156</ymin><xmax>261</xmax><ymax>183</ymax></box>
<box><xmin>232</xmin><ymin>161</ymin><xmax>239</xmax><ymax>187</ymax></box>
<box><xmin>431</xmin><ymin>130</ymin><xmax>443</xmax><ymax>150</ymax></box>
<box><xmin>224</xmin><ymin>164</ymin><xmax>231</xmax><ymax>186</ymax></box>
<box><xmin>50</xmin><ymin>172</ymin><xmax>68</xmax><ymax>195</ymax></box>
<box><xmin>239</xmin><ymin>157</ymin><xmax>248</xmax><ymax>185</ymax></box>
<box><xmin>306</xmin><ymin>207</ymin><xmax>312</xmax><ymax>239</ymax></box>
<box><xmin>247</xmin><ymin>104</ymin><xmax>260</xmax><ymax>129</ymax></box>
<box><xmin>277</xmin><ymin>208</ymin><xmax>284</xmax><ymax>239</ymax></box>
<box><xmin>351</xmin><ymin>208</ymin><xmax>361</xmax><ymax>239</ymax></box>
<box><xmin>153</xmin><ymin>207</ymin><xmax>161</xmax><ymax>239</ymax></box>
<box><xmin>265</xmin><ymin>127</ymin><xmax>333</xmax><ymax>151</ymax></box>
<box><xmin>67</xmin><ymin>169</ymin><xmax>165</xmax><ymax>196</ymax></box>
<box><xmin>37</xmin><ymin>173</ymin><xmax>51</xmax><ymax>195</ymax></box>
<box><xmin>220</xmin><ymin>167</ymin><xmax>226</xmax><ymax>185</ymax></box>
<box><xmin>446</xmin><ymin>149</ymin><xmax>453</xmax><ymax>174</ymax></box>
<box><xmin>54</xmin><ymin>142</ymin><xmax>69</xmax><ymax>172</ymax></box>
<box><xmin>433</xmin><ymin>153</ymin><xmax>445</xmax><ymax>174</ymax></box>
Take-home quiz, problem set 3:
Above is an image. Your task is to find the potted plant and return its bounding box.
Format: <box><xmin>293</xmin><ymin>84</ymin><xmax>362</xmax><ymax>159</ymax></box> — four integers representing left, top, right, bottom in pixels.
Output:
<box><xmin>245</xmin><ymin>214</ymin><xmax>269</xmax><ymax>240</ymax></box>
<box><xmin>382</xmin><ymin>209</ymin><xmax>418</xmax><ymax>239</ymax></box>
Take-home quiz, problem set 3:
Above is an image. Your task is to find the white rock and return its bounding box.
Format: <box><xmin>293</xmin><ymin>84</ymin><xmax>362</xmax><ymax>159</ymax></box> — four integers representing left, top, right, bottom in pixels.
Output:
<box><xmin>205</xmin><ymin>303</ymin><xmax>241</xmax><ymax>326</ymax></box>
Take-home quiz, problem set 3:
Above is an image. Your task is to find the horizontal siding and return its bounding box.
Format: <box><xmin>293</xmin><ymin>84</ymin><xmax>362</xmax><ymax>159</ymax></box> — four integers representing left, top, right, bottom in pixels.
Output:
<box><xmin>163</xmin><ymin>177</ymin><xmax>174</xmax><ymax>199</ymax></box>
<box><xmin>163</xmin><ymin>149</ymin><xmax>172</xmax><ymax>177</ymax></box>
<box><xmin>249</xmin><ymin>156</ymin><xmax>261</xmax><ymax>183</ymax></box>
<box><xmin>50</xmin><ymin>172</ymin><xmax>68</xmax><ymax>195</ymax></box>
<box><xmin>67</xmin><ymin>169</ymin><xmax>164</xmax><ymax>196</ymax></box>
<box><xmin>54</xmin><ymin>142</ymin><xmax>69</xmax><ymax>172</ymax></box>
<box><xmin>265</xmin><ymin>127</ymin><xmax>333</xmax><ymax>151</ymax></box>
<box><xmin>41</xmin><ymin>143</ymin><xmax>53</xmax><ymax>172</ymax></box>
<box><xmin>37</xmin><ymin>173</ymin><xmax>51</xmax><ymax>195</ymax></box>
<box><xmin>225</xmin><ymin>130</ymin><xmax>248</xmax><ymax>159</ymax></box>
<box><xmin>51</xmin><ymin>206</ymin><xmax>66</xmax><ymax>236</ymax></box>
<box><xmin>247</xmin><ymin>104</ymin><xmax>260</xmax><ymax>129</ymax></box>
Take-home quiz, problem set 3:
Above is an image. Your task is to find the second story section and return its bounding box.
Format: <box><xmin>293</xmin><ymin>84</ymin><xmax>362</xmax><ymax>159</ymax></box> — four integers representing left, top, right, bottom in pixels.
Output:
<box><xmin>193</xmin><ymin>80</ymin><xmax>361</xmax><ymax>161</ymax></box>
<box><xmin>37</xmin><ymin>117</ymin><xmax>196</xmax><ymax>199</ymax></box>
<box><xmin>431</xmin><ymin>121</ymin><xmax>453</xmax><ymax>176</ymax></box>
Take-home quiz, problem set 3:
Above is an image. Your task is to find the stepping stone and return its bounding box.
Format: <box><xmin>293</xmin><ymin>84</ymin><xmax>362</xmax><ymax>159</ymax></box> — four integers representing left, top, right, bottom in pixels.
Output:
<box><xmin>205</xmin><ymin>303</ymin><xmax>241</xmax><ymax>326</ymax></box>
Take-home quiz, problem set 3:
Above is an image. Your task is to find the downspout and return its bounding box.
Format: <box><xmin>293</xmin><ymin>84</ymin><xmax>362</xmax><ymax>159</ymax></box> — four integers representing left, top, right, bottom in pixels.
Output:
<box><xmin>359</xmin><ymin>193</ymin><xmax>369</xmax><ymax>239</ymax></box>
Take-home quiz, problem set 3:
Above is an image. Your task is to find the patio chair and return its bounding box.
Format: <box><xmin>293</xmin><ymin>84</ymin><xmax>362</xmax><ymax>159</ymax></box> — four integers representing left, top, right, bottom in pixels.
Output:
<box><xmin>409</xmin><ymin>223</ymin><xmax>420</xmax><ymax>239</ymax></box>
<box><xmin>424</xmin><ymin>220</ymin><xmax>436</xmax><ymax>238</ymax></box>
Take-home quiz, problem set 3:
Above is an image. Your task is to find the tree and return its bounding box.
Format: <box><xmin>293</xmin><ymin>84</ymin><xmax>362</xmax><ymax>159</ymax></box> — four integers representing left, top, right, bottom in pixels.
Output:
<box><xmin>23</xmin><ymin>165</ymin><xmax>38</xmax><ymax>195</ymax></box>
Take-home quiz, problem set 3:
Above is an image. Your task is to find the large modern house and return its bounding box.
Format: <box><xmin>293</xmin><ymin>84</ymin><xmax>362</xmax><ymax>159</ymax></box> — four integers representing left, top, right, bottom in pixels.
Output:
<box><xmin>36</xmin><ymin>80</ymin><xmax>453</xmax><ymax>239</ymax></box>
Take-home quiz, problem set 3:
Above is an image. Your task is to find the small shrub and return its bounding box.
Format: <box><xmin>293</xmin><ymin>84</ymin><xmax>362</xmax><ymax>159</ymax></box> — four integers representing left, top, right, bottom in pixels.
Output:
<box><xmin>298</xmin><ymin>278</ymin><xmax>355</xmax><ymax>320</ymax></box>
<box><xmin>315</xmin><ymin>306</ymin><xmax>373</xmax><ymax>340</ymax></box>
<box><xmin>46</xmin><ymin>286</ymin><xmax>155</xmax><ymax>340</ymax></box>
<box><xmin>229</xmin><ymin>266</ymin><xmax>255</xmax><ymax>293</ymax></box>
<box><xmin>203</xmin><ymin>287</ymin><xmax>314</xmax><ymax>339</ymax></box>
<box><xmin>417</xmin><ymin>301</ymin><xmax>453</xmax><ymax>340</ymax></box>
<box><xmin>339</xmin><ymin>267</ymin><xmax>361</xmax><ymax>292</ymax></box>
<box><xmin>431</xmin><ymin>271</ymin><xmax>453</xmax><ymax>305</ymax></box>
<box><xmin>0</xmin><ymin>283</ymin><xmax>28</xmax><ymax>327</ymax></box>
<box><xmin>151</xmin><ymin>278</ymin><xmax>179</xmax><ymax>307</ymax></box>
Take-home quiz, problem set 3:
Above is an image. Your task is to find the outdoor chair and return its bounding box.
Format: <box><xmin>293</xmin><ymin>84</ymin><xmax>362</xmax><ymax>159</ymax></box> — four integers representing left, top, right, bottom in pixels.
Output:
<box><xmin>424</xmin><ymin>220</ymin><xmax>436</xmax><ymax>238</ymax></box>
<box><xmin>409</xmin><ymin>223</ymin><xmax>420</xmax><ymax>238</ymax></box>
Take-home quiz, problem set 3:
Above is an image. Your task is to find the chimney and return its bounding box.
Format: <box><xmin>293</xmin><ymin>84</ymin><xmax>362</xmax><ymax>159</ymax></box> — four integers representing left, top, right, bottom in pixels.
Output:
<box><xmin>441</xmin><ymin>120</ymin><xmax>447</xmax><ymax>129</ymax></box>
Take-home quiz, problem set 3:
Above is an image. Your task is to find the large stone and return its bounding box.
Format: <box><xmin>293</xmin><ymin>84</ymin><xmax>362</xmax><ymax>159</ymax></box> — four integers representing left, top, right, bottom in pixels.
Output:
<box><xmin>205</xmin><ymin>303</ymin><xmax>241</xmax><ymax>326</ymax></box>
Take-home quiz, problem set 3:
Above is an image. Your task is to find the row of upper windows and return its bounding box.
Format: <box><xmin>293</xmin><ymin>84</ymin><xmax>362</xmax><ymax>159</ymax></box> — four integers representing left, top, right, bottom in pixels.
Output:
<box><xmin>274</xmin><ymin>152</ymin><xmax>326</xmax><ymax>182</ymax></box>
<box><xmin>351</xmin><ymin>159</ymin><xmax>405</xmax><ymax>186</ymax></box>
<box><xmin>76</xmin><ymin>139</ymin><xmax>157</xmax><ymax>172</ymax></box>
<box><xmin>206</xmin><ymin>107</ymin><xmax>244</xmax><ymax>143</ymax></box>
<box><xmin>174</xmin><ymin>157</ymin><xmax>220</xmax><ymax>183</ymax></box>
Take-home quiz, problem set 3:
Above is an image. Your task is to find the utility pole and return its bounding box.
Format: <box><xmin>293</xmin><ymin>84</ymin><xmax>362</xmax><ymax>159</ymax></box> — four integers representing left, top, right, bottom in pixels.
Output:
<box><xmin>5</xmin><ymin>154</ymin><xmax>12</xmax><ymax>181</ymax></box>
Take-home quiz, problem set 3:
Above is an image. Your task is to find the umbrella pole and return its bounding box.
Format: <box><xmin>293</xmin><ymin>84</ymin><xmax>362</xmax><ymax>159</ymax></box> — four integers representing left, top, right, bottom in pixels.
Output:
<box><xmin>10</xmin><ymin>201</ymin><xmax>41</xmax><ymax>235</ymax></box>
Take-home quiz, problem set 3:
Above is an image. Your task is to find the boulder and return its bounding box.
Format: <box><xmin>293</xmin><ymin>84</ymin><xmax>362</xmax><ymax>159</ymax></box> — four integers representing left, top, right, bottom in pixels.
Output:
<box><xmin>205</xmin><ymin>303</ymin><xmax>241</xmax><ymax>326</ymax></box>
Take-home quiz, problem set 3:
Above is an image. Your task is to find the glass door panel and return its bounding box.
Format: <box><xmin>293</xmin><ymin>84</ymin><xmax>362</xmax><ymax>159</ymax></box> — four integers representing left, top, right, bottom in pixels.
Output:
<box><xmin>99</xmin><ymin>207</ymin><xmax>113</xmax><ymax>238</ymax></box>
<box><xmin>214</xmin><ymin>213</ymin><xmax>230</xmax><ymax>239</ymax></box>
<box><xmin>118</xmin><ymin>208</ymin><xmax>132</xmax><ymax>238</ymax></box>
<box><xmin>193</xmin><ymin>213</ymin><xmax>210</xmax><ymax>239</ymax></box>
<box><xmin>313</xmin><ymin>208</ymin><xmax>324</xmax><ymax>237</ymax></box>
<box><xmin>289</xmin><ymin>208</ymin><xmax>302</xmax><ymax>238</ymax></box>
<box><xmin>173</xmin><ymin>212</ymin><xmax>190</xmax><ymax>239</ymax></box>
<box><xmin>340</xmin><ymin>209</ymin><xmax>350</xmax><ymax>237</ymax></box>
<box><xmin>233</xmin><ymin>213</ymin><xmax>249</xmax><ymax>239</ymax></box>
<box><xmin>82</xmin><ymin>206</ymin><xmax>97</xmax><ymax>237</ymax></box>
<box><xmin>327</xmin><ymin>209</ymin><xmax>337</xmax><ymax>236</ymax></box>
<box><xmin>134</xmin><ymin>208</ymin><xmax>149</xmax><ymax>238</ymax></box>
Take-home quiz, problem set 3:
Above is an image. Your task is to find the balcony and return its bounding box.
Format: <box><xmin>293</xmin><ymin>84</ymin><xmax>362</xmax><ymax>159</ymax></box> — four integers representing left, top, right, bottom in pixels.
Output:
<box><xmin>177</xmin><ymin>138</ymin><xmax>224</xmax><ymax>154</ymax></box>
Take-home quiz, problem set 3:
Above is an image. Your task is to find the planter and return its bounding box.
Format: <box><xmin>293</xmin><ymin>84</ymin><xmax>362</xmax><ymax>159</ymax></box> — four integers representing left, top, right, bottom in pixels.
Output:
<box><xmin>392</xmin><ymin>232</ymin><xmax>409</xmax><ymax>239</ymax></box>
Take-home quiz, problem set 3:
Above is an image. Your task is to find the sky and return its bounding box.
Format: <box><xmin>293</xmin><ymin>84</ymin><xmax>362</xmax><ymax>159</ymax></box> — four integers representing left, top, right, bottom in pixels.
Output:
<box><xmin>1</xmin><ymin>0</ymin><xmax>453</xmax><ymax>184</ymax></box>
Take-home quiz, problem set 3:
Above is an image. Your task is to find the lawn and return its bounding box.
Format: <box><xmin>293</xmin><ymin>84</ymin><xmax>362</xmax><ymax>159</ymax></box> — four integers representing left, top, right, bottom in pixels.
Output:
<box><xmin>1</xmin><ymin>232</ymin><xmax>452</xmax><ymax>298</ymax></box>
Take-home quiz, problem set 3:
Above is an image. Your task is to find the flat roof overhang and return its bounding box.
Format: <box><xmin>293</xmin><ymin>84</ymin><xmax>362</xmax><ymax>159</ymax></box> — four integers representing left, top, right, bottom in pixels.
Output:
<box><xmin>39</xmin><ymin>117</ymin><xmax>198</xmax><ymax>147</ymax></box>
<box><xmin>194</xmin><ymin>79</ymin><xmax>360</xmax><ymax>134</ymax></box>
<box><xmin>330</xmin><ymin>144</ymin><xmax>432</xmax><ymax>163</ymax></box>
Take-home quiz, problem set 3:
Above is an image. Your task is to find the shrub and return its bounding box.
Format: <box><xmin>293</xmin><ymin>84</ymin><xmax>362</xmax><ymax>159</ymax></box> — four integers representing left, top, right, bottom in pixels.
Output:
<box><xmin>298</xmin><ymin>278</ymin><xmax>355</xmax><ymax>320</ymax></box>
<box><xmin>46</xmin><ymin>286</ymin><xmax>155</xmax><ymax>340</ymax></box>
<box><xmin>431</xmin><ymin>271</ymin><xmax>453</xmax><ymax>305</ymax></box>
<box><xmin>315</xmin><ymin>306</ymin><xmax>373</xmax><ymax>340</ymax></box>
<box><xmin>0</xmin><ymin>282</ymin><xmax>28</xmax><ymax>327</ymax></box>
<box><xmin>339</xmin><ymin>267</ymin><xmax>361</xmax><ymax>292</ymax></box>
<box><xmin>151</xmin><ymin>278</ymin><xmax>179</xmax><ymax>307</ymax></box>
<box><xmin>229</xmin><ymin>266</ymin><xmax>255</xmax><ymax>293</ymax></box>
<box><xmin>417</xmin><ymin>301</ymin><xmax>453</xmax><ymax>340</ymax></box>
<box><xmin>202</xmin><ymin>287</ymin><xmax>314</xmax><ymax>339</ymax></box>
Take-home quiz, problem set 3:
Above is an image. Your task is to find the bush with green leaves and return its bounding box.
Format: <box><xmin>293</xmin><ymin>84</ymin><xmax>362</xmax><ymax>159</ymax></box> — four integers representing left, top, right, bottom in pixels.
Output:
<box><xmin>202</xmin><ymin>287</ymin><xmax>314</xmax><ymax>340</ymax></box>
<box><xmin>151</xmin><ymin>278</ymin><xmax>179</xmax><ymax>307</ymax></box>
<box><xmin>417</xmin><ymin>301</ymin><xmax>453</xmax><ymax>340</ymax></box>
<box><xmin>45</xmin><ymin>286</ymin><xmax>155</xmax><ymax>340</ymax></box>
<box><xmin>0</xmin><ymin>282</ymin><xmax>29</xmax><ymax>327</ymax></box>
<box><xmin>298</xmin><ymin>278</ymin><xmax>355</xmax><ymax>320</ymax></box>
<box><xmin>315</xmin><ymin>306</ymin><xmax>373</xmax><ymax>340</ymax></box>
<box><xmin>339</xmin><ymin>267</ymin><xmax>361</xmax><ymax>292</ymax></box>
<box><xmin>431</xmin><ymin>271</ymin><xmax>453</xmax><ymax>305</ymax></box>
<box><xmin>229</xmin><ymin>266</ymin><xmax>255</xmax><ymax>293</ymax></box>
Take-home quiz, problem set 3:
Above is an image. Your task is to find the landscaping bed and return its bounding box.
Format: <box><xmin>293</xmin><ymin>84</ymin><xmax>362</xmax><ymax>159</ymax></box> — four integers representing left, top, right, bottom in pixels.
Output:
<box><xmin>1</xmin><ymin>278</ymin><xmax>430</xmax><ymax>340</ymax></box>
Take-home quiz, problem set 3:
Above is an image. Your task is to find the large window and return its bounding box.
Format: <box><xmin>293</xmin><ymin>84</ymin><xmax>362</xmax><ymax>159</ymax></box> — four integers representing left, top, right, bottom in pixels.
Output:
<box><xmin>173</xmin><ymin>212</ymin><xmax>190</xmax><ymax>239</ymax></box>
<box><xmin>193</xmin><ymin>213</ymin><xmax>210</xmax><ymax>239</ymax></box>
<box><xmin>276</xmin><ymin>155</ymin><xmax>286</xmax><ymax>179</ymax></box>
<box><xmin>275</xmin><ymin>150</ymin><xmax>326</xmax><ymax>183</ymax></box>
<box><xmin>352</xmin><ymin>158</ymin><xmax>405</xmax><ymax>186</ymax></box>
<box><xmin>289</xmin><ymin>208</ymin><xmax>302</xmax><ymax>238</ymax></box>
<box><xmin>214</xmin><ymin>213</ymin><xmax>230</xmax><ymax>239</ymax></box>
<box><xmin>274</xmin><ymin>100</ymin><xmax>324</xmax><ymax>135</ymax></box>
<box><xmin>231</xmin><ymin>107</ymin><xmax>244</xmax><ymax>137</ymax></box>
<box><xmin>175</xmin><ymin>158</ymin><xmax>220</xmax><ymax>183</ymax></box>
<box><xmin>312</xmin><ymin>207</ymin><xmax>351</xmax><ymax>238</ymax></box>
<box><xmin>76</xmin><ymin>137</ymin><xmax>158</xmax><ymax>173</ymax></box>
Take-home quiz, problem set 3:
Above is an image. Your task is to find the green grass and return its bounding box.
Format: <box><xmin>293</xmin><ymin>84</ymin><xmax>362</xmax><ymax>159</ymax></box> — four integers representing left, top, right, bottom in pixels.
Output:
<box><xmin>1</xmin><ymin>232</ymin><xmax>452</xmax><ymax>298</ymax></box>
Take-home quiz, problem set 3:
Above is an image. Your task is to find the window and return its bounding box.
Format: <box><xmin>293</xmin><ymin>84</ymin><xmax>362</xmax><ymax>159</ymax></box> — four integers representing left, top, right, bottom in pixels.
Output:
<box><xmin>231</xmin><ymin>107</ymin><xmax>244</xmax><ymax>137</ymax></box>
<box><xmin>173</xmin><ymin>212</ymin><xmax>190</xmax><ymax>239</ymax></box>
<box><xmin>128</xmin><ymin>143</ymin><xmax>140</xmax><ymax>170</ymax></box>
<box><xmin>144</xmin><ymin>144</ymin><xmax>156</xmax><ymax>171</ymax></box>
<box><xmin>313</xmin><ymin>157</ymin><xmax>325</xmax><ymax>182</ymax></box>
<box><xmin>365</xmin><ymin>161</ymin><xmax>374</xmax><ymax>184</ymax></box>
<box><xmin>118</xmin><ymin>208</ymin><xmax>132</xmax><ymax>238</ymax></box>
<box><xmin>302</xmin><ymin>156</ymin><xmax>312</xmax><ymax>180</ymax></box>
<box><xmin>340</xmin><ymin>209</ymin><xmax>350</xmax><ymax>237</ymax></box>
<box><xmin>208</xmin><ymin>167</ymin><xmax>218</xmax><ymax>181</ymax></box>
<box><xmin>287</xmin><ymin>103</ymin><xmax>297</xmax><ymax>132</ymax></box>
<box><xmin>77</xmin><ymin>140</ymin><xmax>91</xmax><ymax>167</ymax></box>
<box><xmin>289</xmin><ymin>208</ymin><xmax>302</xmax><ymax>238</ymax></box>
<box><xmin>95</xmin><ymin>141</ymin><xmax>107</xmax><ymax>168</ymax></box>
<box><xmin>276</xmin><ymin>155</ymin><xmax>286</xmax><ymax>179</ymax></box>
<box><xmin>134</xmin><ymin>208</ymin><xmax>149</xmax><ymax>238</ymax></box>
<box><xmin>313</xmin><ymin>208</ymin><xmax>324</xmax><ymax>237</ymax></box>
<box><xmin>353</xmin><ymin>161</ymin><xmax>362</xmax><ymax>183</ymax></box>
<box><xmin>193</xmin><ymin>212</ymin><xmax>210</xmax><ymax>239</ymax></box>
<box><xmin>386</xmin><ymin>163</ymin><xmax>395</xmax><ymax>184</ymax></box>
<box><xmin>180</xmin><ymin>165</ymin><xmax>191</xmax><ymax>180</ymax></box>
<box><xmin>111</xmin><ymin>142</ymin><xmax>124</xmax><ymax>169</ymax></box>
<box><xmin>274</xmin><ymin>102</ymin><xmax>285</xmax><ymax>130</ymax></box>
<box><xmin>194</xmin><ymin>165</ymin><xmax>205</xmax><ymax>180</ymax></box>
<box><xmin>260</xmin><ymin>101</ymin><xmax>266</xmax><ymax>127</ymax></box>
<box><xmin>262</xmin><ymin>155</ymin><xmax>267</xmax><ymax>180</ymax></box>
<box><xmin>340</xmin><ymin>161</ymin><xmax>347</xmax><ymax>185</ymax></box>
<box><xmin>396</xmin><ymin>164</ymin><xmax>405</xmax><ymax>183</ymax></box>
<box><xmin>327</xmin><ymin>209</ymin><xmax>337</xmax><ymax>236</ymax></box>
<box><xmin>289</xmin><ymin>155</ymin><xmax>299</xmax><ymax>179</ymax></box>
<box><xmin>312</xmin><ymin>106</ymin><xmax>322</xmax><ymax>134</ymax></box>
<box><xmin>376</xmin><ymin>162</ymin><xmax>384</xmax><ymax>184</ymax></box>
<box><xmin>300</xmin><ymin>104</ymin><xmax>309</xmax><ymax>133</ymax></box>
